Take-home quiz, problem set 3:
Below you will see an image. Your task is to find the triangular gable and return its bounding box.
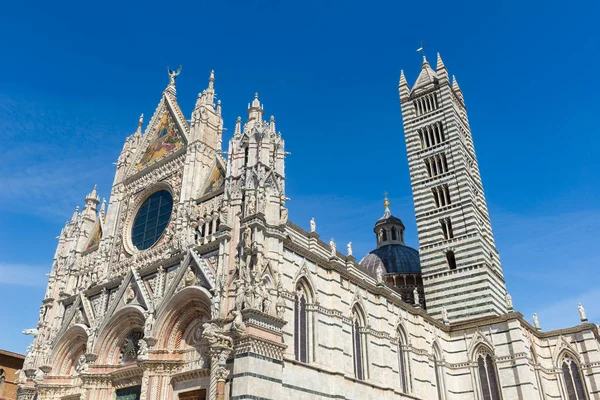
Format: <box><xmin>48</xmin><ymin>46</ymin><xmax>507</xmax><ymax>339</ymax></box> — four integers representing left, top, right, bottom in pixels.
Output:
<box><xmin>98</xmin><ymin>269</ymin><xmax>148</xmax><ymax>335</ymax></box>
<box><xmin>131</xmin><ymin>93</ymin><xmax>188</xmax><ymax>174</ymax></box>
<box><xmin>84</xmin><ymin>221</ymin><xmax>102</xmax><ymax>253</ymax></box>
<box><xmin>552</xmin><ymin>335</ymin><xmax>581</xmax><ymax>365</ymax></box>
<box><xmin>200</xmin><ymin>160</ymin><xmax>226</xmax><ymax>196</ymax></box>
<box><xmin>162</xmin><ymin>250</ymin><xmax>215</xmax><ymax>303</ymax></box>
<box><xmin>467</xmin><ymin>330</ymin><xmax>495</xmax><ymax>359</ymax></box>
<box><xmin>136</xmin><ymin>110</ymin><xmax>184</xmax><ymax>171</ymax></box>
<box><xmin>55</xmin><ymin>296</ymin><xmax>89</xmax><ymax>343</ymax></box>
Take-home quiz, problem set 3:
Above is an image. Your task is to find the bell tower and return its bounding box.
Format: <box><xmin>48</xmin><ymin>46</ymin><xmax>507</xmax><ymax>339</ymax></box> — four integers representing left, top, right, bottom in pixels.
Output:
<box><xmin>399</xmin><ymin>53</ymin><xmax>508</xmax><ymax>322</ymax></box>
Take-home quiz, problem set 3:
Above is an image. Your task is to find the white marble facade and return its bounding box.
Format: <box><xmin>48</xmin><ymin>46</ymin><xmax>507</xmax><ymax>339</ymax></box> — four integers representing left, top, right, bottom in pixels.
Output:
<box><xmin>18</xmin><ymin>59</ymin><xmax>600</xmax><ymax>400</ymax></box>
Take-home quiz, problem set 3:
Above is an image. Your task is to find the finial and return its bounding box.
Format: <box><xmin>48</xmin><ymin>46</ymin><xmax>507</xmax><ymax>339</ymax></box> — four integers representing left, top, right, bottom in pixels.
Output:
<box><xmin>138</xmin><ymin>113</ymin><xmax>144</xmax><ymax>128</ymax></box>
<box><xmin>416</xmin><ymin>41</ymin><xmax>427</xmax><ymax>63</ymax></box>
<box><xmin>399</xmin><ymin>70</ymin><xmax>410</xmax><ymax>99</ymax></box>
<box><xmin>254</xmin><ymin>92</ymin><xmax>259</xmax><ymax>99</ymax></box>
<box><xmin>71</xmin><ymin>206</ymin><xmax>80</xmax><ymax>223</ymax></box>
<box><xmin>234</xmin><ymin>116</ymin><xmax>242</xmax><ymax>135</ymax></box>
<box><xmin>269</xmin><ymin>115</ymin><xmax>276</xmax><ymax>133</ymax></box>
<box><xmin>209</xmin><ymin>70</ymin><xmax>215</xmax><ymax>89</ymax></box>
<box><xmin>100</xmin><ymin>198</ymin><xmax>106</xmax><ymax>215</ymax></box>
<box><xmin>383</xmin><ymin>191</ymin><xmax>390</xmax><ymax>208</ymax></box>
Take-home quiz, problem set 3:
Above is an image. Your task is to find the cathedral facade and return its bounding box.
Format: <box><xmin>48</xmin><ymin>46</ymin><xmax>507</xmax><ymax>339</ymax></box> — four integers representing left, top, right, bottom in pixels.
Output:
<box><xmin>18</xmin><ymin>55</ymin><xmax>600</xmax><ymax>400</ymax></box>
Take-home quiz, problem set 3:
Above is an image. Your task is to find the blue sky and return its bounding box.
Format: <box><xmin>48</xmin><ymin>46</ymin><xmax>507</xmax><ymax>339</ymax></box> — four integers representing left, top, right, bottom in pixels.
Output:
<box><xmin>1</xmin><ymin>0</ymin><xmax>599</xmax><ymax>353</ymax></box>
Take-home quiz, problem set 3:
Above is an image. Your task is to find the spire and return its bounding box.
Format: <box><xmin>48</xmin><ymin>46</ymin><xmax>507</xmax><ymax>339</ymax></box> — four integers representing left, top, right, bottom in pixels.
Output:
<box><xmin>398</xmin><ymin>70</ymin><xmax>410</xmax><ymax>100</ymax></box>
<box><xmin>383</xmin><ymin>192</ymin><xmax>391</xmax><ymax>219</ymax></box>
<box><xmin>412</xmin><ymin>57</ymin><xmax>437</xmax><ymax>92</ymax></box>
<box><xmin>436</xmin><ymin>52</ymin><xmax>448</xmax><ymax>82</ymax></box>
<box><xmin>100</xmin><ymin>198</ymin><xmax>106</xmax><ymax>217</ymax></box>
<box><xmin>208</xmin><ymin>70</ymin><xmax>215</xmax><ymax>91</ymax></box>
<box><xmin>205</xmin><ymin>70</ymin><xmax>215</xmax><ymax>104</ymax></box>
<box><xmin>85</xmin><ymin>185</ymin><xmax>99</xmax><ymax>204</ymax></box>
<box><xmin>247</xmin><ymin>92</ymin><xmax>264</xmax><ymax>122</ymax></box>
<box><xmin>234</xmin><ymin>116</ymin><xmax>242</xmax><ymax>136</ymax></box>
<box><xmin>135</xmin><ymin>113</ymin><xmax>144</xmax><ymax>139</ymax></box>
<box><xmin>71</xmin><ymin>206</ymin><xmax>79</xmax><ymax>223</ymax></box>
<box><xmin>452</xmin><ymin>75</ymin><xmax>464</xmax><ymax>102</ymax></box>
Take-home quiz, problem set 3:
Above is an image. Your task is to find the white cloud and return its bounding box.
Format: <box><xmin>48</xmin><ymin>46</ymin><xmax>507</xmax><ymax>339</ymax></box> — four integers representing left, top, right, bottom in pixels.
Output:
<box><xmin>0</xmin><ymin>263</ymin><xmax>50</xmax><ymax>287</ymax></box>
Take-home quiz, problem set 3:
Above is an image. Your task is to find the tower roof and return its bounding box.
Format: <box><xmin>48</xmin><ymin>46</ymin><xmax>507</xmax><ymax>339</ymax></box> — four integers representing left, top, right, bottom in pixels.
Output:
<box><xmin>411</xmin><ymin>57</ymin><xmax>438</xmax><ymax>92</ymax></box>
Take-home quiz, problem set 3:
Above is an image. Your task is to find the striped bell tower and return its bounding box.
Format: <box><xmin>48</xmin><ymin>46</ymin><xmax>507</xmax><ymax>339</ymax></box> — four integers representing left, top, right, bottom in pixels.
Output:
<box><xmin>399</xmin><ymin>53</ymin><xmax>508</xmax><ymax>322</ymax></box>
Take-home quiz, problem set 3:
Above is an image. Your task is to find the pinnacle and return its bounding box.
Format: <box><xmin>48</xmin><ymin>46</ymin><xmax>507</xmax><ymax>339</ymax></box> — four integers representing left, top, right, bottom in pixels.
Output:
<box><xmin>436</xmin><ymin>52</ymin><xmax>446</xmax><ymax>71</ymax></box>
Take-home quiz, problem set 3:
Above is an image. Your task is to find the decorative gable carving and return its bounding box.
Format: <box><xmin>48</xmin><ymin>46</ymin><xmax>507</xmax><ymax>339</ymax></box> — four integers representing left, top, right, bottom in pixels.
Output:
<box><xmin>467</xmin><ymin>329</ymin><xmax>495</xmax><ymax>359</ymax></box>
<box><xmin>200</xmin><ymin>159</ymin><xmax>226</xmax><ymax>197</ymax></box>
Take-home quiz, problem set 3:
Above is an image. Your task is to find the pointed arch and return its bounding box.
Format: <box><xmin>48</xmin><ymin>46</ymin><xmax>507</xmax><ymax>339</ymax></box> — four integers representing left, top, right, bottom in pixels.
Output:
<box><xmin>432</xmin><ymin>342</ymin><xmax>446</xmax><ymax>400</ymax></box>
<box><xmin>473</xmin><ymin>344</ymin><xmax>502</xmax><ymax>400</ymax></box>
<box><xmin>351</xmin><ymin>303</ymin><xmax>368</xmax><ymax>380</ymax></box>
<box><xmin>294</xmin><ymin>276</ymin><xmax>315</xmax><ymax>363</ymax></box>
<box><xmin>397</xmin><ymin>324</ymin><xmax>411</xmax><ymax>393</ymax></box>
<box><xmin>558</xmin><ymin>351</ymin><xmax>588</xmax><ymax>400</ymax></box>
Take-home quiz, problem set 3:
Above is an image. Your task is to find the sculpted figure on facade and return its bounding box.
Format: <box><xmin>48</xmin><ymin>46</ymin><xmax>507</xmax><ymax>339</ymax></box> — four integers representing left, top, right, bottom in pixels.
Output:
<box><xmin>310</xmin><ymin>217</ymin><xmax>316</xmax><ymax>233</ymax></box>
<box><xmin>143</xmin><ymin>310</ymin><xmax>155</xmax><ymax>336</ymax></box>
<box><xmin>280</xmin><ymin>207</ymin><xmax>288</xmax><ymax>225</ymax></box>
<box><xmin>413</xmin><ymin>287</ymin><xmax>420</xmax><ymax>307</ymax></box>
<box><xmin>231</xmin><ymin>310</ymin><xmax>246</xmax><ymax>335</ymax></box>
<box><xmin>329</xmin><ymin>238</ymin><xmax>336</xmax><ymax>257</ymax></box>
<box><xmin>202</xmin><ymin>323</ymin><xmax>233</xmax><ymax>348</ymax></box>
<box><xmin>275</xmin><ymin>292</ymin><xmax>286</xmax><ymax>319</ymax></box>
<box><xmin>578</xmin><ymin>303</ymin><xmax>587</xmax><ymax>322</ymax></box>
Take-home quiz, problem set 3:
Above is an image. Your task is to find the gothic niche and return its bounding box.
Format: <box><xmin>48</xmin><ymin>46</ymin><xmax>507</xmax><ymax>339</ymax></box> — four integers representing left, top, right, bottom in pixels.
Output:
<box><xmin>119</xmin><ymin>329</ymin><xmax>144</xmax><ymax>364</ymax></box>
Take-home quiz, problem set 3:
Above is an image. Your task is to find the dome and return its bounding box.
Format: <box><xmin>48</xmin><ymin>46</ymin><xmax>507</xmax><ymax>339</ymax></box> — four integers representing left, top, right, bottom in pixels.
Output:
<box><xmin>359</xmin><ymin>244</ymin><xmax>421</xmax><ymax>275</ymax></box>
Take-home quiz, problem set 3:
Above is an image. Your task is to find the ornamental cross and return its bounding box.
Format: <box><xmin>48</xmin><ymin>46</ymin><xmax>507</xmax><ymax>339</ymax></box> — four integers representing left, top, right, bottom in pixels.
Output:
<box><xmin>416</xmin><ymin>41</ymin><xmax>427</xmax><ymax>59</ymax></box>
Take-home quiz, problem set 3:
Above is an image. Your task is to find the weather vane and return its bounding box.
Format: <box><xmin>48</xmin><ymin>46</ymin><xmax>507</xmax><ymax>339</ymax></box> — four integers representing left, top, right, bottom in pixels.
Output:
<box><xmin>416</xmin><ymin>40</ymin><xmax>427</xmax><ymax>60</ymax></box>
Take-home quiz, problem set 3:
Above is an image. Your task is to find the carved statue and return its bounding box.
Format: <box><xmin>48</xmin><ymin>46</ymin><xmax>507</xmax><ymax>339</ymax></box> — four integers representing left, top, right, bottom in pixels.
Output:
<box><xmin>168</xmin><ymin>65</ymin><xmax>182</xmax><ymax>86</ymax></box>
<box><xmin>242</xmin><ymin>227</ymin><xmax>252</xmax><ymax>252</ymax></box>
<box><xmin>125</xmin><ymin>284</ymin><xmax>136</xmax><ymax>304</ymax></box>
<box><xmin>441</xmin><ymin>307</ymin><xmax>449</xmax><ymax>325</ymax></box>
<box><xmin>247</xmin><ymin>194</ymin><xmax>256</xmax><ymax>215</ymax></box>
<box><xmin>347</xmin><ymin>242</ymin><xmax>353</xmax><ymax>257</ymax></box>
<box><xmin>184</xmin><ymin>266</ymin><xmax>197</xmax><ymax>286</ymax></box>
<box><xmin>137</xmin><ymin>339</ymin><xmax>149</xmax><ymax>358</ymax></box>
<box><xmin>231</xmin><ymin>310</ymin><xmax>246</xmax><ymax>335</ymax></box>
<box><xmin>329</xmin><ymin>238</ymin><xmax>336</xmax><ymax>257</ymax></box>
<box><xmin>22</xmin><ymin>328</ymin><xmax>39</xmax><ymax>337</ymax></box>
<box><xmin>376</xmin><ymin>266</ymin><xmax>383</xmax><ymax>284</ymax></box>
<box><xmin>263</xmin><ymin>292</ymin><xmax>272</xmax><ymax>314</ymax></box>
<box><xmin>413</xmin><ymin>287</ymin><xmax>420</xmax><ymax>307</ymax></box>
<box><xmin>85</xmin><ymin>324</ymin><xmax>97</xmax><ymax>351</ymax></box>
<box><xmin>310</xmin><ymin>217</ymin><xmax>316</xmax><ymax>233</ymax></box>
<box><xmin>202</xmin><ymin>323</ymin><xmax>233</xmax><ymax>348</ymax></box>
<box><xmin>280</xmin><ymin>208</ymin><xmax>288</xmax><ymax>225</ymax></box>
<box><xmin>15</xmin><ymin>369</ymin><xmax>27</xmax><ymax>385</ymax></box>
<box><xmin>234</xmin><ymin>279</ymin><xmax>246</xmax><ymax>311</ymax></box>
<box><xmin>578</xmin><ymin>303</ymin><xmax>587</xmax><ymax>322</ymax></box>
<box><xmin>533</xmin><ymin>313</ymin><xmax>541</xmax><ymax>330</ymax></box>
<box><xmin>276</xmin><ymin>293</ymin><xmax>286</xmax><ymax>319</ymax></box>
<box><xmin>75</xmin><ymin>354</ymin><xmax>88</xmax><ymax>374</ymax></box>
<box><xmin>211</xmin><ymin>289</ymin><xmax>221</xmax><ymax>319</ymax></box>
<box><xmin>505</xmin><ymin>293</ymin><xmax>513</xmax><ymax>310</ymax></box>
<box><xmin>144</xmin><ymin>310</ymin><xmax>155</xmax><ymax>336</ymax></box>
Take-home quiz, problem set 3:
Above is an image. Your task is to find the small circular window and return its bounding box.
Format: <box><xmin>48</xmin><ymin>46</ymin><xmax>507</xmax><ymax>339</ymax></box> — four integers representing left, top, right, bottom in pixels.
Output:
<box><xmin>131</xmin><ymin>190</ymin><xmax>173</xmax><ymax>250</ymax></box>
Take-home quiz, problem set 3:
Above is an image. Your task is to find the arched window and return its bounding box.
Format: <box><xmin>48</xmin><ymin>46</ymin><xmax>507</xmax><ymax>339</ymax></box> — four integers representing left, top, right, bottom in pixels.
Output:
<box><xmin>294</xmin><ymin>280</ymin><xmax>312</xmax><ymax>363</ymax></box>
<box><xmin>476</xmin><ymin>349</ymin><xmax>501</xmax><ymax>400</ymax></box>
<box><xmin>433</xmin><ymin>345</ymin><xmax>446</xmax><ymax>400</ymax></box>
<box><xmin>397</xmin><ymin>327</ymin><xmax>411</xmax><ymax>393</ymax></box>
<box><xmin>352</xmin><ymin>307</ymin><xmax>367</xmax><ymax>380</ymax></box>
<box><xmin>561</xmin><ymin>355</ymin><xmax>587</xmax><ymax>400</ymax></box>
